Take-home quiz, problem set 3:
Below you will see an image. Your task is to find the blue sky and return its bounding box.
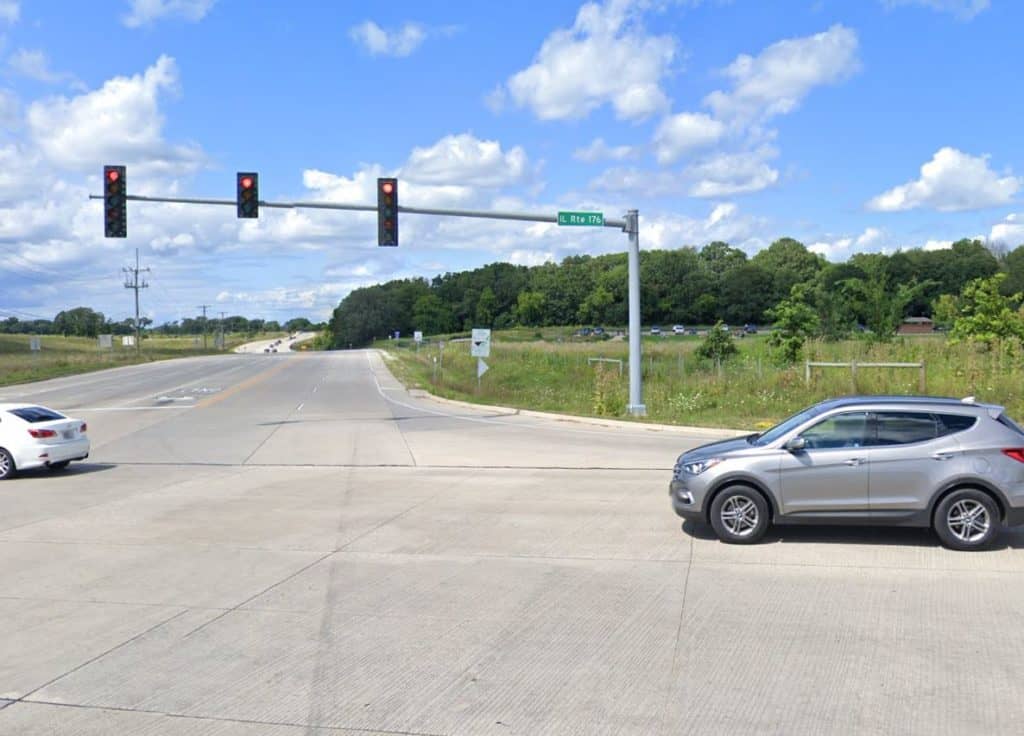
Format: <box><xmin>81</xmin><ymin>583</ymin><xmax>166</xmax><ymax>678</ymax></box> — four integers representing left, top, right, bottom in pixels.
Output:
<box><xmin>1</xmin><ymin>0</ymin><xmax>1022</xmax><ymax>325</ymax></box>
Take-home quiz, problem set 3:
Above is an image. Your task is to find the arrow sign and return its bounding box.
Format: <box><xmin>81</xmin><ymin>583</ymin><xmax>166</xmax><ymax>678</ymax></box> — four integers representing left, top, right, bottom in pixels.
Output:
<box><xmin>477</xmin><ymin>358</ymin><xmax>489</xmax><ymax>378</ymax></box>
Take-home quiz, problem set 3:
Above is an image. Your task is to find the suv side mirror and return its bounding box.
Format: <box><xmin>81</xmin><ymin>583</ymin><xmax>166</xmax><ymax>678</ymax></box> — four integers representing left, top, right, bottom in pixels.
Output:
<box><xmin>785</xmin><ymin>437</ymin><xmax>806</xmax><ymax>452</ymax></box>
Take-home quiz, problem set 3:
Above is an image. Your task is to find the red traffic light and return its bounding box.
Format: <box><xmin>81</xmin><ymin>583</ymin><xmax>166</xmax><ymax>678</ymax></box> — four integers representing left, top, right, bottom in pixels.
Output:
<box><xmin>381</xmin><ymin>181</ymin><xmax>394</xmax><ymax>195</ymax></box>
<box><xmin>107</xmin><ymin>169</ymin><xmax>120</xmax><ymax>183</ymax></box>
<box><xmin>240</xmin><ymin>176</ymin><xmax>253</xmax><ymax>189</ymax></box>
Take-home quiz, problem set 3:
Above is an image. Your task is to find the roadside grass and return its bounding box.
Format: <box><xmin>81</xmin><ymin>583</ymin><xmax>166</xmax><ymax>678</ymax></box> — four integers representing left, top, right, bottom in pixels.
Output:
<box><xmin>379</xmin><ymin>332</ymin><xmax>1024</xmax><ymax>430</ymax></box>
<box><xmin>0</xmin><ymin>333</ymin><xmax>280</xmax><ymax>388</ymax></box>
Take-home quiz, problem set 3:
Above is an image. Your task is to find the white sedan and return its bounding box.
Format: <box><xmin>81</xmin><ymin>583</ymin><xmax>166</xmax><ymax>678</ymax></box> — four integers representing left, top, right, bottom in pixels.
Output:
<box><xmin>0</xmin><ymin>403</ymin><xmax>90</xmax><ymax>479</ymax></box>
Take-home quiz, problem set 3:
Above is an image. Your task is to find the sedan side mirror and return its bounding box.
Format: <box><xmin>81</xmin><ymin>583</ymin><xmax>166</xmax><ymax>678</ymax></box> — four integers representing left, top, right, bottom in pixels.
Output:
<box><xmin>785</xmin><ymin>436</ymin><xmax>806</xmax><ymax>452</ymax></box>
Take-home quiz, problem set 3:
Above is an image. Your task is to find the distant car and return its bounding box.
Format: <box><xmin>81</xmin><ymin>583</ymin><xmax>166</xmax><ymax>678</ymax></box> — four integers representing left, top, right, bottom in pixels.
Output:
<box><xmin>592</xmin><ymin>327</ymin><xmax>605</xmax><ymax>336</ymax></box>
<box><xmin>670</xmin><ymin>395</ymin><xmax>1024</xmax><ymax>550</ymax></box>
<box><xmin>686</xmin><ymin>328</ymin><xmax>698</xmax><ymax>336</ymax></box>
<box><xmin>672</xmin><ymin>325</ymin><xmax>686</xmax><ymax>335</ymax></box>
<box><xmin>650</xmin><ymin>326</ymin><xmax>662</xmax><ymax>336</ymax></box>
<box><xmin>743</xmin><ymin>324</ymin><xmax>758</xmax><ymax>334</ymax></box>
<box><xmin>719</xmin><ymin>324</ymin><xmax>730</xmax><ymax>332</ymax></box>
<box><xmin>0</xmin><ymin>404</ymin><xmax>90</xmax><ymax>479</ymax></box>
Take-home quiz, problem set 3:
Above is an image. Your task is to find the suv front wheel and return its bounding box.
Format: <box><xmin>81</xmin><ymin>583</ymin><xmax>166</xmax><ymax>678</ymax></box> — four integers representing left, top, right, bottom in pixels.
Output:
<box><xmin>709</xmin><ymin>486</ymin><xmax>770</xmax><ymax>544</ymax></box>
<box><xmin>934</xmin><ymin>489</ymin><xmax>999</xmax><ymax>551</ymax></box>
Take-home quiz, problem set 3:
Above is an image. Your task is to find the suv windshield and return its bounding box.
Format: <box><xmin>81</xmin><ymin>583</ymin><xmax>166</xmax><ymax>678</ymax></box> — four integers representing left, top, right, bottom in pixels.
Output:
<box><xmin>752</xmin><ymin>404</ymin><xmax>826</xmax><ymax>446</ymax></box>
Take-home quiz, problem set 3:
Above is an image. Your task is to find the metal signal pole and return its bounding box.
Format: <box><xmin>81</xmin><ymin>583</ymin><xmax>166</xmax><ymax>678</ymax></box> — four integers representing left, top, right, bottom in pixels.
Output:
<box><xmin>123</xmin><ymin>248</ymin><xmax>149</xmax><ymax>356</ymax></box>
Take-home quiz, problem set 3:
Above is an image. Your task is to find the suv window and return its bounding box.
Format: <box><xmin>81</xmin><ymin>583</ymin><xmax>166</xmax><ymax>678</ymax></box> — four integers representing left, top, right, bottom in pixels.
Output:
<box><xmin>871</xmin><ymin>412</ymin><xmax>937</xmax><ymax>446</ymax></box>
<box><xmin>936</xmin><ymin>413</ymin><xmax>976</xmax><ymax>436</ymax></box>
<box><xmin>800</xmin><ymin>412</ymin><xmax>868</xmax><ymax>449</ymax></box>
<box><xmin>8</xmin><ymin>407</ymin><xmax>65</xmax><ymax>423</ymax></box>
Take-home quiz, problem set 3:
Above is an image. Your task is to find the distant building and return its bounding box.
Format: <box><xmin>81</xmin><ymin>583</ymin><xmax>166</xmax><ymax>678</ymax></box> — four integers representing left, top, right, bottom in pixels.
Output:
<box><xmin>898</xmin><ymin>317</ymin><xmax>934</xmax><ymax>335</ymax></box>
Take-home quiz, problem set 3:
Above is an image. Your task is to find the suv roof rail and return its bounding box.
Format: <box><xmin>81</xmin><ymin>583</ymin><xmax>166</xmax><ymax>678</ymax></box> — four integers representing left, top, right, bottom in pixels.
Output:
<box><xmin>961</xmin><ymin>396</ymin><xmax>976</xmax><ymax>404</ymax></box>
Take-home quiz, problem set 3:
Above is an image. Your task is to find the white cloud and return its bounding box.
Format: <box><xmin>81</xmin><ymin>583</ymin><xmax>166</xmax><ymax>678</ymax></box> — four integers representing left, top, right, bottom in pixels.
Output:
<box><xmin>867</xmin><ymin>147</ymin><xmax>1021</xmax><ymax>212</ymax></box>
<box><xmin>641</xmin><ymin>201</ymin><xmax>763</xmax><ymax>250</ymax></box>
<box><xmin>922</xmin><ymin>239</ymin><xmax>953</xmax><ymax>251</ymax></box>
<box><xmin>704</xmin><ymin>24</ymin><xmax>860</xmax><ymax>124</ymax></box>
<box><xmin>855</xmin><ymin>226</ymin><xmax>884</xmax><ymax>248</ymax></box>
<box><xmin>990</xmin><ymin>214</ymin><xmax>1024</xmax><ymax>247</ymax></box>
<box><xmin>401</xmin><ymin>133</ymin><xmax>529</xmax><ymax>187</ymax></box>
<box><xmin>574</xmin><ymin>137</ymin><xmax>637</xmax><ymax>162</ymax></box>
<box><xmin>8</xmin><ymin>49</ymin><xmax>84</xmax><ymax>88</ymax></box>
<box><xmin>685</xmin><ymin>147</ymin><xmax>779</xmax><ymax>197</ymax></box>
<box><xmin>882</xmin><ymin>0</ymin><xmax>989</xmax><ymax>21</ymax></box>
<box><xmin>501</xmin><ymin>0</ymin><xmax>675</xmax><ymax>121</ymax></box>
<box><xmin>508</xmin><ymin>249</ymin><xmax>556</xmax><ymax>266</ymax></box>
<box><xmin>808</xmin><ymin>237</ymin><xmax>853</xmax><ymax>260</ymax></box>
<box><xmin>123</xmin><ymin>0</ymin><xmax>217</xmax><ymax>28</ymax></box>
<box><xmin>0</xmin><ymin>1</ymin><xmax>18</xmax><ymax>24</ymax></box>
<box><xmin>26</xmin><ymin>55</ymin><xmax>206</xmax><ymax>174</ymax></box>
<box><xmin>588</xmin><ymin>166</ymin><xmax>682</xmax><ymax>196</ymax></box>
<box><xmin>349</xmin><ymin>20</ymin><xmax>427</xmax><ymax>57</ymax></box>
<box><xmin>653</xmin><ymin>112</ymin><xmax>724</xmax><ymax>164</ymax></box>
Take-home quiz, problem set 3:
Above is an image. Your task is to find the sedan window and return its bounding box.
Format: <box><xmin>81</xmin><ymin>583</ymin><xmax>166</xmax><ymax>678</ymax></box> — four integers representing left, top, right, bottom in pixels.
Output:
<box><xmin>799</xmin><ymin>412</ymin><xmax>868</xmax><ymax>449</ymax></box>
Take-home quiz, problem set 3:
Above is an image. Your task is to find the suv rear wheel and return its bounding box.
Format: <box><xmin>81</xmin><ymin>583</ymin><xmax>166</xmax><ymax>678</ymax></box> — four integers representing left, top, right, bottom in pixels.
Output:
<box><xmin>709</xmin><ymin>486</ymin><xmax>770</xmax><ymax>544</ymax></box>
<box><xmin>934</xmin><ymin>489</ymin><xmax>999</xmax><ymax>551</ymax></box>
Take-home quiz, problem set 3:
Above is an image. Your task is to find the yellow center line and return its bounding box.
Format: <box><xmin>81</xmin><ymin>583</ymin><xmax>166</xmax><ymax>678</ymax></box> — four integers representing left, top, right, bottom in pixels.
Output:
<box><xmin>196</xmin><ymin>356</ymin><xmax>304</xmax><ymax>409</ymax></box>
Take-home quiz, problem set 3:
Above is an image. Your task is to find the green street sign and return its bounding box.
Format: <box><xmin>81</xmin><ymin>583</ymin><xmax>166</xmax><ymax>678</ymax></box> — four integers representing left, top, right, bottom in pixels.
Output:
<box><xmin>558</xmin><ymin>211</ymin><xmax>604</xmax><ymax>227</ymax></box>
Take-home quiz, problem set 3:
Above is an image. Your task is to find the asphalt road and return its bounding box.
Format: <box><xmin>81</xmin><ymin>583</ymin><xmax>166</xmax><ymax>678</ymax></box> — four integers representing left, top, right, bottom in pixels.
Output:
<box><xmin>0</xmin><ymin>350</ymin><xmax>1022</xmax><ymax>735</ymax></box>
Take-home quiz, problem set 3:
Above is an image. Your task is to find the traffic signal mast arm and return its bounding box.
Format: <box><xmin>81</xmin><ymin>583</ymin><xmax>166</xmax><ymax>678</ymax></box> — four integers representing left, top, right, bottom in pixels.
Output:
<box><xmin>87</xmin><ymin>193</ymin><xmax>630</xmax><ymax>230</ymax></box>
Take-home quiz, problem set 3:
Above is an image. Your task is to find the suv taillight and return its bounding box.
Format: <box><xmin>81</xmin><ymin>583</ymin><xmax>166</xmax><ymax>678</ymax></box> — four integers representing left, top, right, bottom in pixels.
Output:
<box><xmin>80</xmin><ymin>423</ymin><xmax>87</xmax><ymax>433</ymax></box>
<box><xmin>1001</xmin><ymin>449</ymin><xmax>1024</xmax><ymax>463</ymax></box>
<box><xmin>28</xmin><ymin>428</ymin><xmax>56</xmax><ymax>438</ymax></box>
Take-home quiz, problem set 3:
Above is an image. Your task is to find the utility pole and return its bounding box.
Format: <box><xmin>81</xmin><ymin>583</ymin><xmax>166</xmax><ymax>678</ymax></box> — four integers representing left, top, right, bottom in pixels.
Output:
<box><xmin>219</xmin><ymin>311</ymin><xmax>226</xmax><ymax>350</ymax></box>
<box><xmin>123</xmin><ymin>248</ymin><xmax>149</xmax><ymax>356</ymax></box>
<box><xmin>197</xmin><ymin>304</ymin><xmax>211</xmax><ymax>350</ymax></box>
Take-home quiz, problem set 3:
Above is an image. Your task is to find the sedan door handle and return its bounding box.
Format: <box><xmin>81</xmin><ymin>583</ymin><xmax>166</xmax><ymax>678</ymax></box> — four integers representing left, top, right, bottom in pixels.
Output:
<box><xmin>844</xmin><ymin>458</ymin><xmax>866</xmax><ymax>466</ymax></box>
<box><xmin>932</xmin><ymin>452</ymin><xmax>955</xmax><ymax>461</ymax></box>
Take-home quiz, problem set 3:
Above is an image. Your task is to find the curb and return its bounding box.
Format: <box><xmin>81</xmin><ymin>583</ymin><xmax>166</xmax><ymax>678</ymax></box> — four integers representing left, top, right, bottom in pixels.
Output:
<box><xmin>405</xmin><ymin>389</ymin><xmax>747</xmax><ymax>439</ymax></box>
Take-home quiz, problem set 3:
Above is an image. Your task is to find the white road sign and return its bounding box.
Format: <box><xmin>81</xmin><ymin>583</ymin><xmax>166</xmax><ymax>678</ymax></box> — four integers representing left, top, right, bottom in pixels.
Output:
<box><xmin>471</xmin><ymin>328</ymin><xmax>491</xmax><ymax>357</ymax></box>
<box><xmin>414</xmin><ymin>331</ymin><xmax>423</xmax><ymax>343</ymax></box>
<box><xmin>122</xmin><ymin>335</ymin><xmax>135</xmax><ymax>347</ymax></box>
<box><xmin>98</xmin><ymin>334</ymin><xmax>113</xmax><ymax>349</ymax></box>
<box><xmin>477</xmin><ymin>358</ymin><xmax>489</xmax><ymax>378</ymax></box>
<box><xmin>29</xmin><ymin>337</ymin><xmax>41</xmax><ymax>351</ymax></box>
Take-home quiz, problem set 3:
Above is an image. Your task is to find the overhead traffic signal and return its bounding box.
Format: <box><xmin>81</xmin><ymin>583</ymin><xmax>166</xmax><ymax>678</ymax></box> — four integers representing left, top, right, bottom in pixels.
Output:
<box><xmin>104</xmin><ymin>165</ymin><xmax>127</xmax><ymax>238</ymax></box>
<box><xmin>377</xmin><ymin>177</ymin><xmax>398</xmax><ymax>246</ymax></box>
<box><xmin>237</xmin><ymin>172</ymin><xmax>259</xmax><ymax>218</ymax></box>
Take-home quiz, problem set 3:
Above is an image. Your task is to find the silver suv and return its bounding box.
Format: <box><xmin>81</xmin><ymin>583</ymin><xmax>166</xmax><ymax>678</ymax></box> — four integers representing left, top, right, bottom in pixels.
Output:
<box><xmin>670</xmin><ymin>396</ymin><xmax>1024</xmax><ymax>550</ymax></box>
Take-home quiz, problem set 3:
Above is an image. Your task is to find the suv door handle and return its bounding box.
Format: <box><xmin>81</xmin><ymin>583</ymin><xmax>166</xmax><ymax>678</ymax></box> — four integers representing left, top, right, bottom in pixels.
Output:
<box><xmin>931</xmin><ymin>452</ymin><xmax>955</xmax><ymax>461</ymax></box>
<box><xmin>844</xmin><ymin>458</ymin><xmax>866</xmax><ymax>466</ymax></box>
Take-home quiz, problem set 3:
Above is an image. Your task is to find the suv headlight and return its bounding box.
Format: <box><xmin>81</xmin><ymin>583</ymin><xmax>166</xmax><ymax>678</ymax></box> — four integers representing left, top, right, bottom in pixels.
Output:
<box><xmin>682</xmin><ymin>458</ymin><xmax>722</xmax><ymax>475</ymax></box>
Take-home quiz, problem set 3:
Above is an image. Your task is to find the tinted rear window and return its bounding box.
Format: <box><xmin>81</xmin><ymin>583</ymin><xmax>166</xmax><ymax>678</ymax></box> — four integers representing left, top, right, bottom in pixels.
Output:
<box><xmin>936</xmin><ymin>414</ymin><xmax>977</xmax><ymax>436</ymax></box>
<box><xmin>8</xmin><ymin>407</ymin><xmax>66</xmax><ymax>423</ymax></box>
<box><xmin>872</xmin><ymin>412</ymin><xmax>938</xmax><ymax>445</ymax></box>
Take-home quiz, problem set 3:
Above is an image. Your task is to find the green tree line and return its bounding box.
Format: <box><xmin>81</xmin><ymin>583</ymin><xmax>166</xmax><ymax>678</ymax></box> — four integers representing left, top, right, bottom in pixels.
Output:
<box><xmin>329</xmin><ymin>237</ymin><xmax>1016</xmax><ymax>347</ymax></box>
<box><xmin>1</xmin><ymin>310</ymin><xmax>323</xmax><ymax>338</ymax></box>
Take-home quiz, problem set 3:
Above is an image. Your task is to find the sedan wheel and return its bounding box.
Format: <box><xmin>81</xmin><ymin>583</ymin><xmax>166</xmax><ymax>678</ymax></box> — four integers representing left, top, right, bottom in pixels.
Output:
<box><xmin>934</xmin><ymin>489</ymin><xmax>999</xmax><ymax>551</ymax></box>
<box><xmin>0</xmin><ymin>448</ymin><xmax>15</xmax><ymax>480</ymax></box>
<box><xmin>710</xmin><ymin>486</ymin><xmax>769</xmax><ymax>544</ymax></box>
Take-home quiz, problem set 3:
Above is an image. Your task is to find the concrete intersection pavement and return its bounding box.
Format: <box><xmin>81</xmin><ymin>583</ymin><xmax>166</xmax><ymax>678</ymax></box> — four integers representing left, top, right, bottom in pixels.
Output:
<box><xmin>0</xmin><ymin>349</ymin><xmax>1022</xmax><ymax>735</ymax></box>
